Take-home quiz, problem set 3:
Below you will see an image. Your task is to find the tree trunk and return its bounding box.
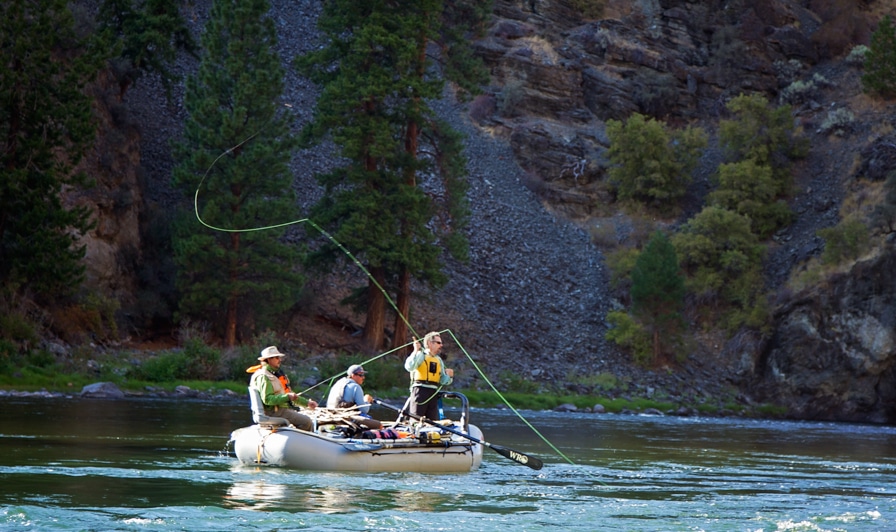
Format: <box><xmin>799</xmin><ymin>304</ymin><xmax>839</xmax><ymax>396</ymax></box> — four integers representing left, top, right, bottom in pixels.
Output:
<box><xmin>392</xmin><ymin>38</ymin><xmax>423</xmax><ymax>353</ymax></box>
<box><xmin>393</xmin><ymin>266</ymin><xmax>411</xmax><ymax>352</ymax></box>
<box><xmin>362</xmin><ymin>265</ymin><xmax>387</xmax><ymax>353</ymax></box>
<box><xmin>225</xmin><ymin>231</ymin><xmax>241</xmax><ymax>347</ymax></box>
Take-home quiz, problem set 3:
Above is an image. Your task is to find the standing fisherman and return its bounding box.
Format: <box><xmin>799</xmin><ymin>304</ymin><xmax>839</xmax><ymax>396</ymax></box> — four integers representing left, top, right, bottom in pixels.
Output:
<box><xmin>404</xmin><ymin>331</ymin><xmax>453</xmax><ymax>420</ymax></box>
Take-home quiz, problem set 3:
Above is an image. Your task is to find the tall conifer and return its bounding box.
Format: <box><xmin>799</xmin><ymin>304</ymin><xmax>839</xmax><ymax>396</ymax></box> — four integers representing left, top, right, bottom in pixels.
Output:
<box><xmin>98</xmin><ymin>0</ymin><xmax>198</xmax><ymax>100</ymax></box>
<box><xmin>863</xmin><ymin>15</ymin><xmax>896</xmax><ymax>98</ymax></box>
<box><xmin>298</xmin><ymin>0</ymin><xmax>488</xmax><ymax>352</ymax></box>
<box><xmin>630</xmin><ymin>231</ymin><xmax>685</xmax><ymax>361</ymax></box>
<box><xmin>0</xmin><ymin>0</ymin><xmax>108</xmax><ymax>298</ymax></box>
<box><xmin>172</xmin><ymin>0</ymin><xmax>301</xmax><ymax>346</ymax></box>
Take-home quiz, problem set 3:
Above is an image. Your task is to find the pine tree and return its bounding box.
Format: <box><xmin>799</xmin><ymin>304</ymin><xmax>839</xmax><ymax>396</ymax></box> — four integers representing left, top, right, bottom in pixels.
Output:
<box><xmin>98</xmin><ymin>0</ymin><xmax>198</xmax><ymax>100</ymax></box>
<box><xmin>0</xmin><ymin>0</ymin><xmax>108</xmax><ymax>299</ymax></box>
<box><xmin>298</xmin><ymin>0</ymin><xmax>487</xmax><ymax>352</ymax></box>
<box><xmin>630</xmin><ymin>231</ymin><xmax>685</xmax><ymax>362</ymax></box>
<box><xmin>172</xmin><ymin>0</ymin><xmax>302</xmax><ymax>347</ymax></box>
<box><xmin>862</xmin><ymin>15</ymin><xmax>896</xmax><ymax>98</ymax></box>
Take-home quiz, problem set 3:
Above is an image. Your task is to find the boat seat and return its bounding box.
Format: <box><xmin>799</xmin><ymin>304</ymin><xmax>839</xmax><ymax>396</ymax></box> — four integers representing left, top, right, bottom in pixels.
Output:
<box><xmin>247</xmin><ymin>386</ymin><xmax>289</xmax><ymax>428</ymax></box>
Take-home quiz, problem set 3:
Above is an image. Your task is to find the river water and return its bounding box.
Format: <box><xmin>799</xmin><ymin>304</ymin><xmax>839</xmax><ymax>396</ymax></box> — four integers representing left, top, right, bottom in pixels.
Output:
<box><xmin>1</xmin><ymin>395</ymin><xmax>895</xmax><ymax>531</ymax></box>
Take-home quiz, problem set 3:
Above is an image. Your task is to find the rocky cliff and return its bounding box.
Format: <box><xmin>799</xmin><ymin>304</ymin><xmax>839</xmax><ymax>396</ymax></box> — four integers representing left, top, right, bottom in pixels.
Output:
<box><xmin>70</xmin><ymin>0</ymin><xmax>896</xmax><ymax>422</ymax></box>
<box><xmin>751</xmin><ymin>247</ymin><xmax>896</xmax><ymax>423</ymax></box>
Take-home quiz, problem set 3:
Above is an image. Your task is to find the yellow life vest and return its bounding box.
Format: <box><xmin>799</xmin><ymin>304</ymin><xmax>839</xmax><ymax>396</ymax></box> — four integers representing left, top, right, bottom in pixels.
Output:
<box><xmin>411</xmin><ymin>354</ymin><xmax>442</xmax><ymax>385</ymax></box>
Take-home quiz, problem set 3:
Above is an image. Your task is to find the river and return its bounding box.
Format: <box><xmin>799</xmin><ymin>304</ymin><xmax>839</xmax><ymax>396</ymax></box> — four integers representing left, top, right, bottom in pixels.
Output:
<box><xmin>1</xmin><ymin>395</ymin><xmax>895</xmax><ymax>531</ymax></box>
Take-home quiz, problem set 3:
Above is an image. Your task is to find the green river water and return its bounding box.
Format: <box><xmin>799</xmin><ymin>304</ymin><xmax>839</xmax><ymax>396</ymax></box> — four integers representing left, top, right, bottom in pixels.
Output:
<box><xmin>1</xmin><ymin>395</ymin><xmax>895</xmax><ymax>531</ymax></box>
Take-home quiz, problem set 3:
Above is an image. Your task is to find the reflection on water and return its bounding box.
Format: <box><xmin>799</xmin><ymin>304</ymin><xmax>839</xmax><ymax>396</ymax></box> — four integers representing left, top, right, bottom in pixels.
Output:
<box><xmin>225</xmin><ymin>479</ymin><xmax>289</xmax><ymax>511</ymax></box>
<box><xmin>2</xmin><ymin>397</ymin><xmax>896</xmax><ymax>530</ymax></box>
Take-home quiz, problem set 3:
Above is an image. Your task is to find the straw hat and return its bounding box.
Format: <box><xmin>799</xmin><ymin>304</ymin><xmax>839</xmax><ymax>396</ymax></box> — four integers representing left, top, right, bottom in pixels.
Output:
<box><xmin>258</xmin><ymin>346</ymin><xmax>286</xmax><ymax>361</ymax></box>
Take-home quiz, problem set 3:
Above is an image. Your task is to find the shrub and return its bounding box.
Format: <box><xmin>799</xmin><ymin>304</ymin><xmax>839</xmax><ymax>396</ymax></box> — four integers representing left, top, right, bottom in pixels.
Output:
<box><xmin>130</xmin><ymin>351</ymin><xmax>189</xmax><ymax>382</ymax></box>
<box><xmin>606</xmin><ymin>113</ymin><xmax>707</xmax><ymax>214</ymax></box>
<box><xmin>819</xmin><ymin>107</ymin><xmax>856</xmax><ymax>136</ymax></box>
<box><xmin>497</xmin><ymin>79</ymin><xmax>525</xmax><ymax>117</ymax></box>
<box><xmin>720</xmin><ymin>93</ymin><xmax>808</xmax><ymax>192</ymax></box>
<box><xmin>672</xmin><ymin>206</ymin><xmax>766</xmax><ymax>331</ymax></box>
<box><xmin>708</xmin><ymin>159</ymin><xmax>793</xmax><ymax>238</ymax></box>
<box><xmin>604</xmin><ymin>246</ymin><xmax>640</xmax><ymax>297</ymax></box>
<box><xmin>468</xmin><ymin>94</ymin><xmax>495</xmax><ymax>123</ymax></box>
<box><xmin>779</xmin><ymin>79</ymin><xmax>818</xmax><ymax>105</ymax></box>
<box><xmin>605</xmin><ymin>310</ymin><xmax>653</xmax><ymax>366</ymax></box>
<box><xmin>182</xmin><ymin>337</ymin><xmax>221</xmax><ymax>379</ymax></box>
<box><xmin>774</xmin><ymin>59</ymin><xmax>804</xmax><ymax>86</ymax></box>
<box><xmin>818</xmin><ymin>218</ymin><xmax>871</xmax><ymax>265</ymax></box>
<box><xmin>846</xmin><ymin>45</ymin><xmax>869</xmax><ymax>67</ymax></box>
<box><xmin>0</xmin><ymin>310</ymin><xmax>38</xmax><ymax>349</ymax></box>
<box><xmin>568</xmin><ymin>0</ymin><xmax>606</xmax><ymax>20</ymax></box>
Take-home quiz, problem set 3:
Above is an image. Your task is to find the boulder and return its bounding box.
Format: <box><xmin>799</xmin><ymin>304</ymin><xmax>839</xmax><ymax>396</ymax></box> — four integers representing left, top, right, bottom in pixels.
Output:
<box><xmin>80</xmin><ymin>382</ymin><xmax>125</xmax><ymax>399</ymax></box>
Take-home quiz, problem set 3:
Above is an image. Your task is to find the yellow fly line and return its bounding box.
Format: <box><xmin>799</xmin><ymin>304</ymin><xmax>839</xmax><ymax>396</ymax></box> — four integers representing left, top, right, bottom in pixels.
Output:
<box><xmin>193</xmin><ymin>136</ymin><xmax>576</xmax><ymax>466</ymax></box>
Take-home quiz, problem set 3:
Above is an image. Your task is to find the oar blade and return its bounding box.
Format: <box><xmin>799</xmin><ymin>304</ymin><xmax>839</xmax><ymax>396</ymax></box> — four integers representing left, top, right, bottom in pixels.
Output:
<box><xmin>490</xmin><ymin>443</ymin><xmax>544</xmax><ymax>470</ymax></box>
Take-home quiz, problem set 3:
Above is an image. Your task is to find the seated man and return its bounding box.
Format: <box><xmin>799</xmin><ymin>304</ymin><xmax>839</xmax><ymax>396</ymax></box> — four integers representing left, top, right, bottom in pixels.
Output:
<box><xmin>326</xmin><ymin>364</ymin><xmax>382</xmax><ymax>430</ymax></box>
<box><xmin>250</xmin><ymin>346</ymin><xmax>317</xmax><ymax>431</ymax></box>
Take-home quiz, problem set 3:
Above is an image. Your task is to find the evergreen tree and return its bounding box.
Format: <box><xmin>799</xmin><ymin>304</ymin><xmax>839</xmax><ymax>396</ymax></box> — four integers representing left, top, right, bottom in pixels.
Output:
<box><xmin>862</xmin><ymin>15</ymin><xmax>896</xmax><ymax>98</ymax></box>
<box><xmin>630</xmin><ymin>231</ymin><xmax>685</xmax><ymax>361</ymax></box>
<box><xmin>98</xmin><ymin>0</ymin><xmax>198</xmax><ymax>100</ymax></box>
<box><xmin>298</xmin><ymin>0</ymin><xmax>487</xmax><ymax>352</ymax></box>
<box><xmin>172</xmin><ymin>0</ymin><xmax>302</xmax><ymax>347</ymax></box>
<box><xmin>0</xmin><ymin>0</ymin><xmax>108</xmax><ymax>298</ymax></box>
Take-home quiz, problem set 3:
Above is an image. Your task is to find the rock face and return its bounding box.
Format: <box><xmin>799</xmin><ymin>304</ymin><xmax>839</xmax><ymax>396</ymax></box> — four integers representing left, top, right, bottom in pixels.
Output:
<box><xmin>65</xmin><ymin>0</ymin><xmax>896</xmax><ymax>422</ymax></box>
<box><xmin>750</xmin><ymin>248</ymin><xmax>896</xmax><ymax>423</ymax></box>
<box><xmin>70</xmin><ymin>70</ymin><xmax>144</xmax><ymax>310</ymax></box>
<box><xmin>472</xmin><ymin>0</ymin><xmax>871</xmax><ymax>218</ymax></box>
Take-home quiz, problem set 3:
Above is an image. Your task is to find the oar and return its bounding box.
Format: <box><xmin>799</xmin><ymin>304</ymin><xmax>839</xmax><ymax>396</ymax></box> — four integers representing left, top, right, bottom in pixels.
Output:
<box><xmin>373</xmin><ymin>398</ymin><xmax>544</xmax><ymax>470</ymax></box>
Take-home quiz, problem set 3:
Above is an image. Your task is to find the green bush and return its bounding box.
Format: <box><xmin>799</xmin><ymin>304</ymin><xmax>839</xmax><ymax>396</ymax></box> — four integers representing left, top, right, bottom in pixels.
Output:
<box><xmin>26</xmin><ymin>350</ymin><xmax>55</xmax><ymax>369</ymax></box>
<box><xmin>125</xmin><ymin>340</ymin><xmax>223</xmax><ymax>383</ymax></box>
<box><xmin>719</xmin><ymin>93</ymin><xmax>808</xmax><ymax>193</ymax></box>
<box><xmin>606</xmin><ymin>113</ymin><xmax>707</xmax><ymax>214</ymax></box>
<box><xmin>818</xmin><ymin>218</ymin><xmax>871</xmax><ymax>265</ymax></box>
<box><xmin>0</xmin><ymin>311</ymin><xmax>38</xmax><ymax>348</ymax></box>
<box><xmin>312</xmin><ymin>351</ymin><xmax>407</xmax><ymax>398</ymax></box>
<box><xmin>604</xmin><ymin>310</ymin><xmax>653</xmax><ymax>366</ymax></box>
<box><xmin>709</xmin><ymin>158</ymin><xmax>793</xmax><ymax>238</ymax></box>
<box><xmin>672</xmin><ymin>206</ymin><xmax>767</xmax><ymax>331</ymax></box>
<box><xmin>129</xmin><ymin>351</ymin><xmax>190</xmax><ymax>382</ymax></box>
<box><xmin>182</xmin><ymin>337</ymin><xmax>221</xmax><ymax>379</ymax></box>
